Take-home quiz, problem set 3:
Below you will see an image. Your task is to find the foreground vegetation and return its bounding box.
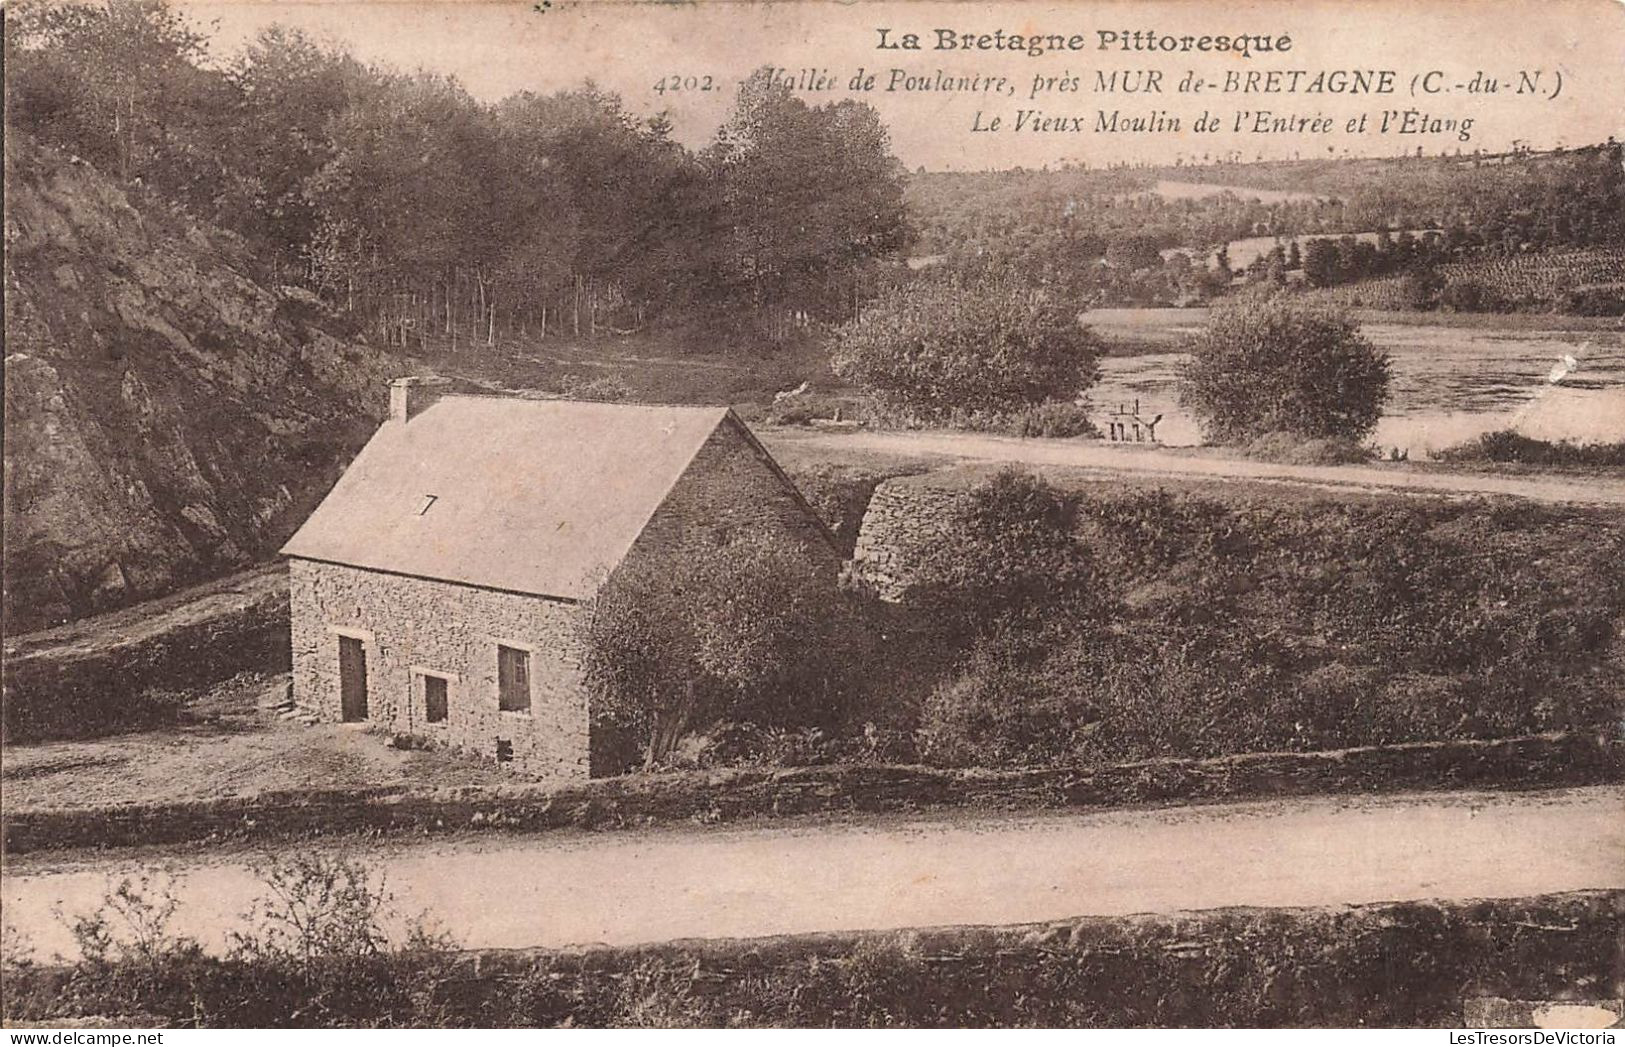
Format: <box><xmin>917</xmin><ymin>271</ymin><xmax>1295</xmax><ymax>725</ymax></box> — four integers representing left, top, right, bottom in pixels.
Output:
<box><xmin>3</xmin><ymin>859</ymin><xmax>1615</xmax><ymax>1027</ymax></box>
<box><xmin>582</xmin><ymin>469</ymin><xmax>1625</xmax><ymax>774</ymax></box>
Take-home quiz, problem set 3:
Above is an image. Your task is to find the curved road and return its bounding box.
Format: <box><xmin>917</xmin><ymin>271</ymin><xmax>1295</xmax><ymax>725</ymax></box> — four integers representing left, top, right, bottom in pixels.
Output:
<box><xmin>765</xmin><ymin>428</ymin><xmax>1625</xmax><ymax>507</ymax></box>
<box><xmin>3</xmin><ymin>786</ymin><xmax>1620</xmax><ymax>959</ymax></box>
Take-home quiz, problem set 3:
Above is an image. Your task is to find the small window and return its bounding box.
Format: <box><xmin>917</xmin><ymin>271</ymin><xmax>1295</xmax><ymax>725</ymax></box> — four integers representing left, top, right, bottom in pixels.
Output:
<box><xmin>497</xmin><ymin>645</ymin><xmax>531</xmax><ymax>713</ymax></box>
<box><xmin>423</xmin><ymin>674</ymin><xmax>448</xmax><ymax>724</ymax></box>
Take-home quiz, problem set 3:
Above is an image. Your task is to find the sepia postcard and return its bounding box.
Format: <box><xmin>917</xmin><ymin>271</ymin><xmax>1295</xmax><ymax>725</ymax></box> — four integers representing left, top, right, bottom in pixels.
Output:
<box><xmin>2</xmin><ymin>0</ymin><xmax>1623</xmax><ymax>1032</ymax></box>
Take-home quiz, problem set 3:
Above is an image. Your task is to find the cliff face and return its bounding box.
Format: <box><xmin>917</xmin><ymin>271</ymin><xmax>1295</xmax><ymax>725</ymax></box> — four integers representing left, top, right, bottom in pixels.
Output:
<box><xmin>3</xmin><ymin>135</ymin><xmax>396</xmax><ymax>631</ymax></box>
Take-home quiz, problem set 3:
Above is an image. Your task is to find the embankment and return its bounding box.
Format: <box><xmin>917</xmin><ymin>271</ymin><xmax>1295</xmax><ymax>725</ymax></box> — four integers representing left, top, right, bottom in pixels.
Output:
<box><xmin>1</xmin><ymin>564</ymin><xmax>289</xmax><ymax>742</ymax></box>
<box><xmin>4</xmin><ymin>891</ymin><xmax>1619</xmax><ymax>1027</ymax></box>
<box><xmin>5</xmin><ymin>730</ymin><xmax>1617</xmax><ymax>854</ymax></box>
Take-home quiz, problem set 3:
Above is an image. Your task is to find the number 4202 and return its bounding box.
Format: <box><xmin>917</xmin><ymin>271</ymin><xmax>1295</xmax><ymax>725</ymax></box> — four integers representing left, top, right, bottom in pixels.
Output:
<box><xmin>653</xmin><ymin>75</ymin><xmax>716</xmax><ymax>94</ymax></box>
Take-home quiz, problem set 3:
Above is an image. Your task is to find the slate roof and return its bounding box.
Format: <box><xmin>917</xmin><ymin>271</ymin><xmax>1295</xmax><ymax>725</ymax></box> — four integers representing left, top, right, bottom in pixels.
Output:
<box><xmin>280</xmin><ymin>396</ymin><xmax>735</xmax><ymax>600</ymax></box>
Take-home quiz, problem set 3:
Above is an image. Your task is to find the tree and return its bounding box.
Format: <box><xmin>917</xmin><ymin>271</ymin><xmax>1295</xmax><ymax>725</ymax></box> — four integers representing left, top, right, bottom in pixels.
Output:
<box><xmin>1301</xmin><ymin>238</ymin><xmax>1340</xmax><ymax>288</ymax></box>
<box><xmin>304</xmin><ymin>72</ymin><xmax>496</xmax><ymax>341</ymax></box>
<box><xmin>227</xmin><ymin>25</ymin><xmax>381</xmax><ymax>264</ymax></box>
<box><xmin>1178</xmin><ymin>295</ymin><xmax>1391</xmax><ymax>443</ymax></box>
<box><xmin>707</xmin><ymin>68</ymin><xmax>910</xmax><ymax>327</ymax></box>
<box><xmin>1104</xmin><ymin>234</ymin><xmax>1163</xmax><ymax>272</ymax></box>
<box><xmin>1399</xmin><ymin>265</ymin><xmax>1445</xmax><ymax>310</ymax></box>
<box><xmin>828</xmin><ymin>278</ymin><xmax>1102</xmax><ymax>423</ymax></box>
<box><xmin>6</xmin><ymin>0</ymin><xmax>233</xmax><ymax>210</ymax></box>
<box><xmin>578</xmin><ymin>532</ymin><xmax>848</xmax><ymax>771</ymax></box>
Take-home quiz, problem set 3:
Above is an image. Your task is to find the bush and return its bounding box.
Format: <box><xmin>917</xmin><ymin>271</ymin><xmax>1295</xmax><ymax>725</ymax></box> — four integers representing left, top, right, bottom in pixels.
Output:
<box><xmin>1179</xmin><ymin>295</ymin><xmax>1390</xmax><ymax>444</ymax></box>
<box><xmin>1003</xmin><ymin>400</ymin><xmax>1099</xmax><ymax>438</ymax></box>
<box><xmin>7</xmin><ymin>888</ymin><xmax>1615</xmax><ymax>1027</ymax></box>
<box><xmin>762</xmin><ymin>391</ymin><xmax>858</xmax><ymax>426</ymax></box>
<box><xmin>1435</xmin><ymin>429</ymin><xmax>1625</xmax><ymax>467</ymax></box>
<box><xmin>12</xmin><ymin>853</ymin><xmax>460</xmax><ymax>1028</ymax></box>
<box><xmin>829</xmin><ymin>278</ymin><xmax>1101</xmax><ymax>424</ymax></box>
<box><xmin>1243</xmin><ymin>431</ymin><xmax>1374</xmax><ymax>465</ymax></box>
<box><xmin>1438</xmin><ymin>278</ymin><xmax>1510</xmax><ymax>313</ymax></box>
<box><xmin>1564</xmin><ymin>286</ymin><xmax>1625</xmax><ymax>316</ymax></box>
<box><xmin>558</xmin><ymin>373</ymin><xmax>632</xmax><ymax>402</ymax></box>
<box><xmin>916</xmin><ymin>631</ymin><xmax>1098</xmax><ymax>767</ymax></box>
<box><xmin>579</xmin><ymin>531</ymin><xmax>856</xmax><ymax>771</ymax></box>
<box><xmin>1398</xmin><ymin>266</ymin><xmax>1444</xmax><ymax>310</ymax></box>
<box><xmin>901</xmin><ymin>470</ymin><xmax>1106</xmax><ymax>642</ymax></box>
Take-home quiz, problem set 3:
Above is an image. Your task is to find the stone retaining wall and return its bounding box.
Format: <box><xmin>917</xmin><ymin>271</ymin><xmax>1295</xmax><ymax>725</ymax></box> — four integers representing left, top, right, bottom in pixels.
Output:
<box><xmin>847</xmin><ymin>478</ymin><xmax>964</xmax><ymax>599</ymax></box>
<box><xmin>6</xmin><ymin>731</ymin><xmax>1617</xmax><ymax>854</ymax></box>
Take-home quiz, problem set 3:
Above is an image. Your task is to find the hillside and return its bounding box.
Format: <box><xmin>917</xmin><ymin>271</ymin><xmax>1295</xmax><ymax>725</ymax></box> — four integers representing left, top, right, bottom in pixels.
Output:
<box><xmin>905</xmin><ymin>144</ymin><xmax>1624</xmax><ymax>309</ymax></box>
<box><xmin>2</xmin><ymin>134</ymin><xmax>398</xmax><ymax>631</ymax></box>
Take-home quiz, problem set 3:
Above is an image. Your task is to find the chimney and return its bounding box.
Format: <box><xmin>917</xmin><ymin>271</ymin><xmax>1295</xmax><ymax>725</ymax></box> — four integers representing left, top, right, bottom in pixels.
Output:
<box><xmin>389</xmin><ymin>376</ymin><xmax>451</xmax><ymax>423</ymax></box>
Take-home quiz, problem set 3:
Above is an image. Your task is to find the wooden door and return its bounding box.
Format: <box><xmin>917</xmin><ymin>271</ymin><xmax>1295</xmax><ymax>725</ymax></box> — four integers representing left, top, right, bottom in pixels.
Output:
<box><xmin>339</xmin><ymin>636</ymin><xmax>368</xmax><ymax>722</ymax></box>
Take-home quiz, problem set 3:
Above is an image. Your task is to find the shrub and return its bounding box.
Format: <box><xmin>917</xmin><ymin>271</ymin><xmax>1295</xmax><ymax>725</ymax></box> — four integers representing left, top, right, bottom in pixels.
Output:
<box><xmin>762</xmin><ymin>391</ymin><xmax>858</xmax><ymax>426</ymax></box>
<box><xmin>558</xmin><ymin>373</ymin><xmax>632</xmax><ymax>402</ymax></box>
<box><xmin>1565</xmin><ymin>286</ymin><xmax>1625</xmax><ymax>316</ymax></box>
<box><xmin>913</xmin><ymin>482</ymin><xmax>1625</xmax><ymax>768</ymax></box>
<box><xmin>1003</xmin><ymin>400</ymin><xmax>1099</xmax><ymax>438</ymax></box>
<box><xmin>1438</xmin><ymin>278</ymin><xmax>1510</xmax><ymax>313</ymax></box>
<box><xmin>60</xmin><ymin>874</ymin><xmax>195</xmax><ymax>972</ymax></box>
<box><xmin>916</xmin><ymin>631</ymin><xmax>1099</xmax><ymax>767</ymax></box>
<box><xmin>4</xmin><ymin>895</ymin><xmax>1616</xmax><ymax>1027</ymax></box>
<box><xmin>1179</xmin><ymin>295</ymin><xmax>1391</xmax><ymax>444</ymax></box>
<box><xmin>828</xmin><ymin>278</ymin><xmax>1102</xmax><ymax>424</ymax></box>
<box><xmin>578</xmin><ymin>531</ymin><xmax>855</xmax><ymax>771</ymax></box>
<box><xmin>1243</xmin><ymin>431</ymin><xmax>1374</xmax><ymax>465</ymax></box>
<box><xmin>901</xmin><ymin>470</ymin><xmax>1106</xmax><ymax>642</ymax></box>
<box><xmin>1435</xmin><ymin>429</ymin><xmax>1625</xmax><ymax>467</ymax></box>
<box><xmin>1398</xmin><ymin>266</ymin><xmax>1444</xmax><ymax>310</ymax></box>
<box><xmin>230</xmin><ymin>854</ymin><xmax>396</xmax><ymax>968</ymax></box>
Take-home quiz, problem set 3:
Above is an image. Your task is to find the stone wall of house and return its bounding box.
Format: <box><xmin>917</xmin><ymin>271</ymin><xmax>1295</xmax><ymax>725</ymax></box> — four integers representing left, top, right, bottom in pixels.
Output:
<box><xmin>633</xmin><ymin>416</ymin><xmax>841</xmax><ymax>570</ymax></box>
<box><xmin>288</xmin><ymin>558</ymin><xmax>590</xmax><ymax>780</ymax></box>
<box><xmin>847</xmin><ymin>478</ymin><xmax>964</xmax><ymax>600</ymax></box>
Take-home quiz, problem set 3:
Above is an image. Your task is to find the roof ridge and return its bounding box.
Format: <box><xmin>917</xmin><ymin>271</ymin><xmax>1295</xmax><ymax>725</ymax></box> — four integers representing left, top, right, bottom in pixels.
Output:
<box><xmin>436</xmin><ymin>391</ymin><xmax>731</xmax><ymax>412</ymax></box>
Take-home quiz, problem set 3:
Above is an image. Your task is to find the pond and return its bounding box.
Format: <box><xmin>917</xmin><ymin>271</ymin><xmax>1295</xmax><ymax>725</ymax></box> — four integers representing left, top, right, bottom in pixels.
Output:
<box><xmin>1089</xmin><ymin>319</ymin><xmax>1625</xmax><ymax>455</ymax></box>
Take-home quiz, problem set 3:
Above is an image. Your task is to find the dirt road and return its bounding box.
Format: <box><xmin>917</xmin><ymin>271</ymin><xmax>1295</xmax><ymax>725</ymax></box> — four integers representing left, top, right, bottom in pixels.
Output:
<box><xmin>5</xmin><ymin>786</ymin><xmax>1619</xmax><ymax>959</ymax></box>
<box><xmin>765</xmin><ymin>428</ymin><xmax>1625</xmax><ymax>506</ymax></box>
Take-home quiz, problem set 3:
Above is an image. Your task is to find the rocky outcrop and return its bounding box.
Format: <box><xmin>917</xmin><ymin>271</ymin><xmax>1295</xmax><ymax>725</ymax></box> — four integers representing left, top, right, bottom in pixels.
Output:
<box><xmin>3</xmin><ymin>134</ymin><xmax>397</xmax><ymax>630</ymax></box>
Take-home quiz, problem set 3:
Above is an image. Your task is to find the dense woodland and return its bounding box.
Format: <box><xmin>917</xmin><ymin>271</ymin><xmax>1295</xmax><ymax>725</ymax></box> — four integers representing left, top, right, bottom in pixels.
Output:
<box><xmin>7</xmin><ymin>0</ymin><xmax>1624</xmax><ymax>346</ymax></box>
<box><xmin>4</xmin><ymin>0</ymin><xmax>910</xmax><ymax>348</ymax></box>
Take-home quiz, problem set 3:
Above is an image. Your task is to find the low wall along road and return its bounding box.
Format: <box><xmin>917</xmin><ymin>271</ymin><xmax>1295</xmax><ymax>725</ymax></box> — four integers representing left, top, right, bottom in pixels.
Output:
<box><xmin>5</xmin><ymin>785</ymin><xmax>1621</xmax><ymax>959</ymax></box>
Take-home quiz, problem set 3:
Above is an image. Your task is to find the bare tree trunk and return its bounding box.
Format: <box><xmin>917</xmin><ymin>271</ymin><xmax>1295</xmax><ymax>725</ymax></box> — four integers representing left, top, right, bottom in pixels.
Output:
<box><xmin>644</xmin><ymin>681</ymin><xmax>699</xmax><ymax>770</ymax></box>
<box><xmin>448</xmin><ymin>274</ymin><xmax>457</xmax><ymax>353</ymax></box>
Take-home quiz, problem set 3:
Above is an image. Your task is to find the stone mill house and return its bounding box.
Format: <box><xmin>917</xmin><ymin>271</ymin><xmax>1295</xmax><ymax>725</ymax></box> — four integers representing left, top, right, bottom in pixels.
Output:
<box><xmin>281</xmin><ymin>377</ymin><xmax>838</xmax><ymax>778</ymax></box>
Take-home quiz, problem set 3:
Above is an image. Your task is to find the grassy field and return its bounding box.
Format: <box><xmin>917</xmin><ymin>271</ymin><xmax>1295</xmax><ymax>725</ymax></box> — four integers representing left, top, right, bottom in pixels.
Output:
<box><xmin>1133</xmin><ymin>179</ymin><xmax>1327</xmax><ymax>205</ymax></box>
